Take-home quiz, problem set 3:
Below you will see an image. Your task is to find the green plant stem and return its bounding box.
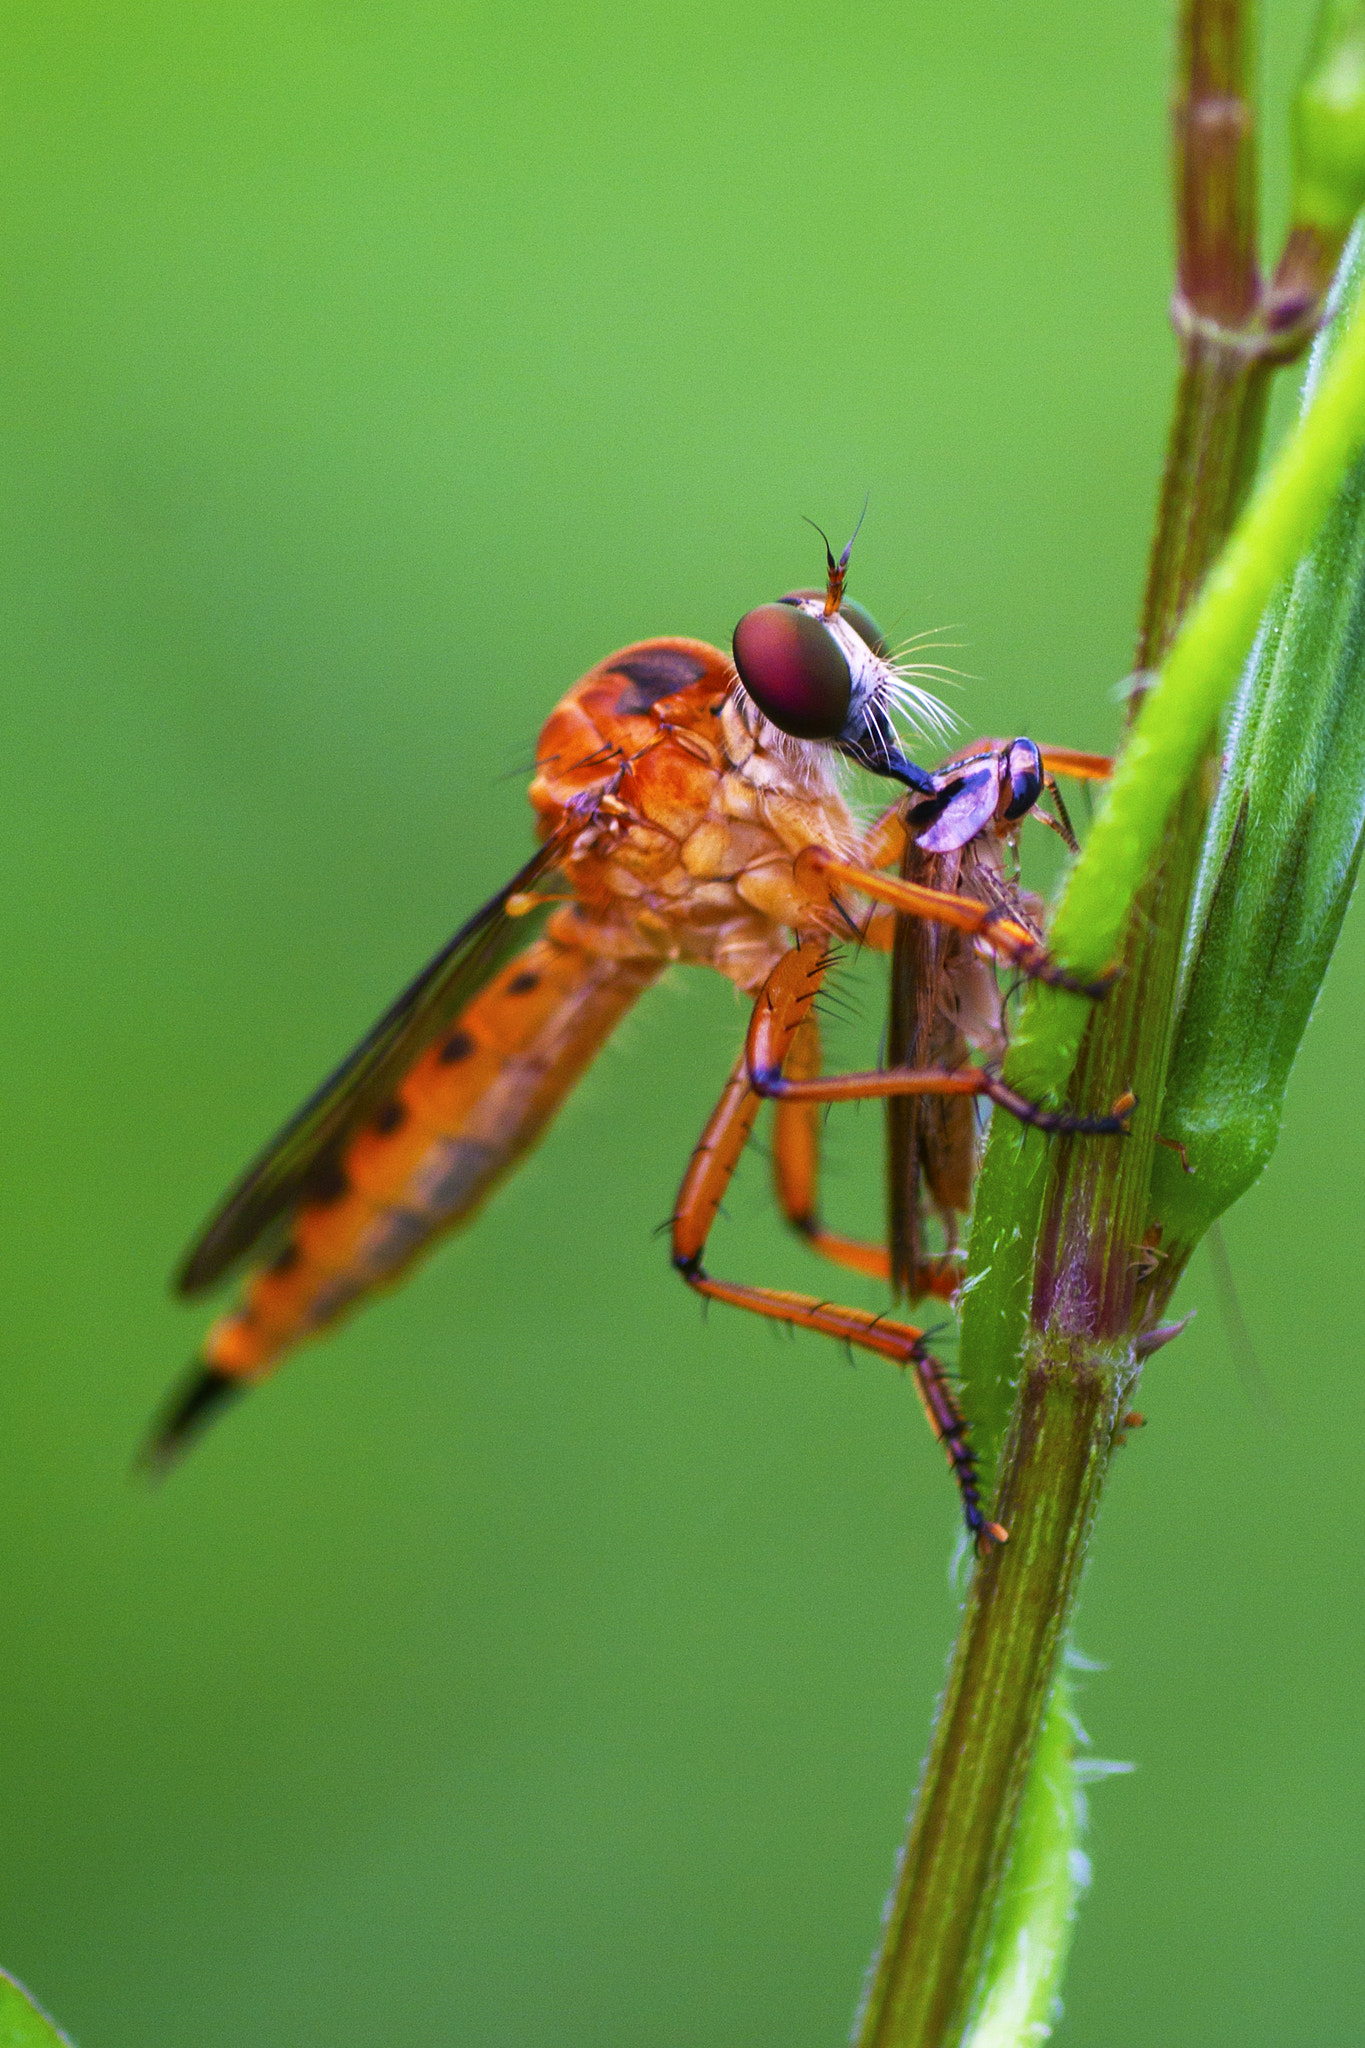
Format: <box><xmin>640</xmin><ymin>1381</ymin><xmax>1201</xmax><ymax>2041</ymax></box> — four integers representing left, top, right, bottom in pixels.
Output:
<box><xmin>959</xmin><ymin>1666</ymin><xmax>1089</xmax><ymax>2048</ymax></box>
<box><xmin>1029</xmin><ymin>341</ymin><xmax>1270</xmax><ymax>1341</ymax></box>
<box><xmin>922</xmin><ymin>247</ymin><xmax>1365</xmax><ymax>2048</ymax></box>
<box><xmin>1147</xmin><ymin>225</ymin><xmax>1365</xmax><ymax>1286</ymax></box>
<box><xmin>853</xmin><ymin>1349</ymin><xmax>1134</xmax><ymax>2048</ymax></box>
<box><xmin>954</xmin><ymin>0</ymin><xmax>1280</xmax><ymax>1471</ymax></box>
<box><xmin>0</xmin><ymin>1970</ymin><xmax>74</xmax><ymax>2047</ymax></box>
<box><xmin>854</xmin><ymin>6</ymin><xmax>1365</xmax><ymax>2039</ymax></box>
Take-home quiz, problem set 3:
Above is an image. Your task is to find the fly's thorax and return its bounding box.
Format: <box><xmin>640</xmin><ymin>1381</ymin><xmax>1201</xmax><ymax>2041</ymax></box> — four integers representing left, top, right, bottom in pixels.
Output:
<box><xmin>529</xmin><ymin>637</ymin><xmax>734</xmax><ymax>825</ymax></box>
<box><xmin>524</xmin><ymin>633</ymin><xmax>873</xmax><ymax>996</ymax></box>
<box><xmin>944</xmin><ymin>833</ymin><xmax>1038</xmax><ymax>1063</ymax></box>
<box><xmin>717</xmin><ymin>694</ymin><xmax>857</xmax><ymax>848</ymax></box>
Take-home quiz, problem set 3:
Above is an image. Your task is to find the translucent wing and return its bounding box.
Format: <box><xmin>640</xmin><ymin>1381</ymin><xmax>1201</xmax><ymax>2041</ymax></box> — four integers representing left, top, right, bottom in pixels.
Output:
<box><xmin>176</xmin><ymin>823</ymin><xmax>579</xmax><ymax>1295</ymax></box>
<box><xmin>885</xmin><ymin>837</ymin><xmax>976</xmax><ymax>1298</ymax></box>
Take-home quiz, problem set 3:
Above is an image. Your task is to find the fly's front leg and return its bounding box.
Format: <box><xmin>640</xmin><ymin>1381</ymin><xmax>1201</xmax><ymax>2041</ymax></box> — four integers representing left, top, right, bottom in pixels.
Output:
<box><xmin>797</xmin><ymin>845</ymin><xmax>1117</xmax><ymax>997</ymax></box>
<box><xmin>772</xmin><ymin>1013</ymin><xmax>962</xmax><ymax>1300</ymax></box>
<box><xmin>671</xmin><ymin>937</ymin><xmax>1005</xmax><ymax>1548</ymax></box>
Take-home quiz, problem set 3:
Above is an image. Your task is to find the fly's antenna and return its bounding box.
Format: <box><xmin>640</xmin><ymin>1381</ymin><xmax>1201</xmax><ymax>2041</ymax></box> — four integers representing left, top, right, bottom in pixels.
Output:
<box><xmin>801</xmin><ymin>515</ymin><xmax>840</xmax><ymax>611</ymax></box>
<box><xmin>803</xmin><ymin>494</ymin><xmax>869</xmax><ymax>617</ymax></box>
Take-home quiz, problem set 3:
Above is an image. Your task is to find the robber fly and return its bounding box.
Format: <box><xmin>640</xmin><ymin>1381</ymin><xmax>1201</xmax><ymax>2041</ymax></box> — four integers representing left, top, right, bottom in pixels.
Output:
<box><xmin>148</xmin><ymin>531</ymin><xmax>1125</xmax><ymax>1546</ymax></box>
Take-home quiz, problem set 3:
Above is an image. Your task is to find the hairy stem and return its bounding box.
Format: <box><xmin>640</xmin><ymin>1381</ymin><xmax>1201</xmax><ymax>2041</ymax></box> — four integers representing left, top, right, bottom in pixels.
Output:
<box><xmin>853</xmin><ymin>1350</ymin><xmax>1134</xmax><ymax>2048</ymax></box>
<box><xmin>853</xmin><ymin>2</ymin><xmax>1365</xmax><ymax>2038</ymax></box>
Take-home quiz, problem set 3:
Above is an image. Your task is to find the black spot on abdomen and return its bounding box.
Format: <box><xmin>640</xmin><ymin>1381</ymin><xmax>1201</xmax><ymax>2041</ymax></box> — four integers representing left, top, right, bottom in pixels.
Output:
<box><xmin>610</xmin><ymin>647</ymin><xmax>709</xmax><ymax>714</ymax></box>
<box><xmin>438</xmin><ymin>1029</ymin><xmax>475</xmax><ymax>1063</ymax></box>
<box><xmin>506</xmin><ymin>969</ymin><xmax>540</xmax><ymax>994</ymax></box>
<box><xmin>307</xmin><ymin>1157</ymin><xmax>349</xmax><ymax>1207</ymax></box>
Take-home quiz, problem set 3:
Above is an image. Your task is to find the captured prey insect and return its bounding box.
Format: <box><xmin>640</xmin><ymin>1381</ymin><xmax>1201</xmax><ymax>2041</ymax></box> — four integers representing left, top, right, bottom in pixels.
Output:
<box><xmin>883</xmin><ymin>735</ymin><xmax>1114</xmax><ymax>1302</ymax></box>
<box><xmin>148</xmin><ymin>530</ymin><xmax>1127</xmax><ymax>1545</ymax></box>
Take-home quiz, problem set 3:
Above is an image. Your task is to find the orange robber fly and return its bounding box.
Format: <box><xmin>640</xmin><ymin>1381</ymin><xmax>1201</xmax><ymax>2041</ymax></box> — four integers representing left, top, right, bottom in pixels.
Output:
<box><xmin>148</xmin><ymin>528</ymin><xmax>1124</xmax><ymax>1546</ymax></box>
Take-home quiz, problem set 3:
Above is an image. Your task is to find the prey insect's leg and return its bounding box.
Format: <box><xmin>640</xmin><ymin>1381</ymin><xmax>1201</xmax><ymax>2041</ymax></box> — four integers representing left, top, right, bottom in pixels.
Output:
<box><xmin>796</xmin><ymin>846</ymin><xmax>1116</xmax><ymax>997</ymax></box>
<box><xmin>1036</xmin><ymin>747</ymin><xmax>1112</xmax><ymax>782</ymax></box>
<box><xmin>772</xmin><ymin>1013</ymin><xmax>961</xmax><ymax>1299</ymax></box>
<box><xmin>748</xmin><ymin>944</ymin><xmax>1134</xmax><ymax>1140</ymax></box>
<box><xmin>671</xmin><ymin>940</ymin><xmax>1004</xmax><ymax>1548</ymax></box>
<box><xmin>1036</xmin><ymin>748</ymin><xmax>1112</xmax><ymax>851</ymax></box>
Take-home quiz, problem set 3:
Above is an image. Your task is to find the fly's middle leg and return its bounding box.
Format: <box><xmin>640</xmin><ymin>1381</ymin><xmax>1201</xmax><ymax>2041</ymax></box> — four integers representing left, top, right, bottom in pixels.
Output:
<box><xmin>671</xmin><ymin>937</ymin><xmax>1005</xmax><ymax>1549</ymax></box>
<box><xmin>771</xmin><ymin>1013</ymin><xmax>962</xmax><ymax>1300</ymax></box>
<box><xmin>746</xmin><ymin>942</ymin><xmax>1135</xmax><ymax>1141</ymax></box>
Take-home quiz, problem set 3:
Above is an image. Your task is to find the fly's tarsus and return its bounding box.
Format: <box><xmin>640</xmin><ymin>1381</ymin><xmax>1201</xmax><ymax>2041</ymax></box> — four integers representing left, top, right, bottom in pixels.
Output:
<box><xmin>980</xmin><ymin>1073</ymin><xmax>1137</xmax><ymax>1138</ymax></box>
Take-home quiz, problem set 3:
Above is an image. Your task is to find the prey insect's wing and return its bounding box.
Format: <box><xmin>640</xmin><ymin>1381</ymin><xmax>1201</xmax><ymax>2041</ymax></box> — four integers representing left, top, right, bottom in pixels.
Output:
<box><xmin>176</xmin><ymin>822</ymin><xmax>580</xmax><ymax>1295</ymax></box>
<box><xmin>886</xmin><ymin>840</ymin><xmax>935</xmax><ymax>1296</ymax></box>
<box><xmin>885</xmin><ymin>838</ymin><xmax>975</xmax><ymax>1298</ymax></box>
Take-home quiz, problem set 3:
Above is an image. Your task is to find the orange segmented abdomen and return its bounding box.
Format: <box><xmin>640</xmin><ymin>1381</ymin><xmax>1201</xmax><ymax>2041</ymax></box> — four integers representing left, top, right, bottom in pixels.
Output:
<box><xmin>204</xmin><ymin>930</ymin><xmax>661</xmax><ymax>1380</ymax></box>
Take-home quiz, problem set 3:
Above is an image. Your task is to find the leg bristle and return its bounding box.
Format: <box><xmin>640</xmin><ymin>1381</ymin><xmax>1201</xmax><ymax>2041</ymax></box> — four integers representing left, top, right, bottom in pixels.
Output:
<box><xmin>135</xmin><ymin>1364</ymin><xmax>247</xmax><ymax>1478</ymax></box>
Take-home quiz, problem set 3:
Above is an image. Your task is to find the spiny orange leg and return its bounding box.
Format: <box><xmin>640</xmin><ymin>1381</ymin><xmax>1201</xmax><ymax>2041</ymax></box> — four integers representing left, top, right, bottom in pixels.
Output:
<box><xmin>771</xmin><ymin>1013</ymin><xmax>962</xmax><ymax>1300</ymax></box>
<box><xmin>748</xmin><ymin>940</ymin><xmax>1134</xmax><ymax>1140</ymax></box>
<box><xmin>671</xmin><ymin>947</ymin><xmax>1005</xmax><ymax>1550</ymax></box>
<box><xmin>796</xmin><ymin>846</ymin><xmax>1117</xmax><ymax>998</ymax></box>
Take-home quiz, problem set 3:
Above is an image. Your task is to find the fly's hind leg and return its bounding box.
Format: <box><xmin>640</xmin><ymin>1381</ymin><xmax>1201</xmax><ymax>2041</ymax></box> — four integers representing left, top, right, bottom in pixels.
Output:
<box><xmin>771</xmin><ymin>1013</ymin><xmax>962</xmax><ymax>1301</ymax></box>
<box><xmin>671</xmin><ymin>940</ymin><xmax>1004</xmax><ymax>1548</ymax></box>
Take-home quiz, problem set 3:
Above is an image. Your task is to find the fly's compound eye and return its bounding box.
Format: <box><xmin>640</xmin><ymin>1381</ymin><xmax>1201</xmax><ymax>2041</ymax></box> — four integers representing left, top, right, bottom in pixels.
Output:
<box><xmin>732</xmin><ymin>603</ymin><xmax>852</xmax><ymax>741</ymax></box>
<box><xmin>778</xmin><ymin>589</ymin><xmax>889</xmax><ymax>659</ymax></box>
<box><xmin>1002</xmin><ymin>739</ymin><xmax>1043</xmax><ymax>819</ymax></box>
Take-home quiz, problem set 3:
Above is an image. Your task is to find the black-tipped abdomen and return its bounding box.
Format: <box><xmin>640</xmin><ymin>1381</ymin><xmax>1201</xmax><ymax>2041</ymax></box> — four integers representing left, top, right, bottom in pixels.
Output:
<box><xmin>137</xmin><ymin>1363</ymin><xmax>249</xmax><ymax>1477</ymax></box>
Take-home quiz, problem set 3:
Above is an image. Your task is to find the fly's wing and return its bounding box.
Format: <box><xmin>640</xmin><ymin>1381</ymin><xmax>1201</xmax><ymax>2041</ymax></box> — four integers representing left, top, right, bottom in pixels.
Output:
<box><xmin>886</xmin><ymin>840</ymin><xmax>976</xmax><ymax>1299</ymax></box>
<box><xmin>176</xmin><ymin>824</ymin><xmax>578</xmax><ymax>1295</ymax></box>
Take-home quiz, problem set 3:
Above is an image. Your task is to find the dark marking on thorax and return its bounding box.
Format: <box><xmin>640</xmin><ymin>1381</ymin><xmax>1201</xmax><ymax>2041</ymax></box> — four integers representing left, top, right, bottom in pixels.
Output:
<box><xmin>610</xmin><ymin>647</ymin><xmax>710</xmax><ymax>714</ymax></box>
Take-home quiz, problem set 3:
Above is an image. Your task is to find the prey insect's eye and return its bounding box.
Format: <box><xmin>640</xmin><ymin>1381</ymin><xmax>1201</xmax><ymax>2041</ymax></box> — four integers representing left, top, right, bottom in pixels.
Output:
<box><xmin>732</xmin><ymin>603</ymin><xmax>853</xmax><ymax>741</ymax></box>
<box><xmin>1002</xmin><ymin>739</ymin><xmax>1043</xmax><ymax>819</ymax></box>
<box><xmin>778</xmin><ymin>589</ymin><xmax>890</xmax><ymax>658</ymax></box>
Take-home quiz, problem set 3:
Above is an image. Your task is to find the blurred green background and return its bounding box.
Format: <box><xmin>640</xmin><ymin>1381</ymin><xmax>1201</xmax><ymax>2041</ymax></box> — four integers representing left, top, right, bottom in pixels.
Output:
<box><xmin>0</xmin><ymin>1</ymin><xmax>1359</xmax><ymax>2042</ymax></box>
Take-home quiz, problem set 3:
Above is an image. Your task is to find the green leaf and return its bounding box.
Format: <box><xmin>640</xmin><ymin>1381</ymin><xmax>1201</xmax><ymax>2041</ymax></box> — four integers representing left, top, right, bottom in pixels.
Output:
<box><xmin>960</xmin><ymin>244</ymin><xmax>1365</xmax><ymax>1467</ymax></box>
<box><xmin>0</xmin><ymin>1972</ymin><xmax>75</xmax><ymax>2048</ymax></box>
<box><xmin>1294</xmin><ymin>1</ymin><xmax>1365</xmax><ymax>237</ymax></box>
<box><xmin>1154</xmin><ymin>232</ymin><xmax>1365</xmax><ymax>1249</ymax></box>
<box><xmin>1005</xmin><ymin>248</ymin><xmax>1365</xmax><ymax>1103</ymax></box>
